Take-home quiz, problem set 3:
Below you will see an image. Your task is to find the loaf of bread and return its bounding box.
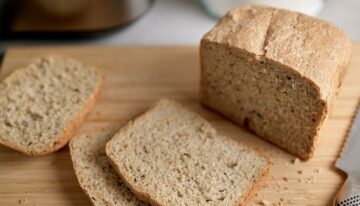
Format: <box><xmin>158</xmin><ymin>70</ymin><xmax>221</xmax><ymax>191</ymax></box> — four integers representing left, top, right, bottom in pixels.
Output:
<box><xmin>200</xmin><ymin>6</ymin><xmax>352</xmax><ymax>160</ymax></box>
<box><xmin>0</xmin><ymin>56</ymin><xmax>104</xmax><ymax>155</ymax></box>
<box><xmin>106</xmin><ymin>99</ymin><xmax>270</xmax><ymax>206</ymax></box>
<box><xmin>69</xmin><ymin>128</ymin><xmax>148</xmax><ymax>206</ymax></box>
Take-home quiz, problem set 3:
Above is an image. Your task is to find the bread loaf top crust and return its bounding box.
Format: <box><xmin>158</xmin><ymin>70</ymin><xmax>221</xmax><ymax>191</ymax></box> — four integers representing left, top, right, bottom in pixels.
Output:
<box><xmin>202</xmin><ymin>5</ymin><xmax>352</xmax><ymax>102</ymax></box>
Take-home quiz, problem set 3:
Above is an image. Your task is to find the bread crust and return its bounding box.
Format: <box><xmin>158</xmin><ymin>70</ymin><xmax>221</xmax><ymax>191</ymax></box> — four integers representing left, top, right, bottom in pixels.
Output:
<box><xmin>200</xmin><ymin>5</ymin><xmax>352</xmax><ymax>160</ymax></box>
<box><xmin>202</xmin><ymin>6</ymin><xmax>352</xmax><ymax>102</ymax></box>
<box><xmin>106</xmin><ymin>99</ymin><xmax>271</xmax><ymax>206</ymax></box>
<box><xmin>0</xmin><ymin>58</ymin><xmax>105</xmax><ymax>156</ymax></box>
<box><xmin>237</xmin><ymin>162</ymin><xmax>271</xmax><ymax>206</ymax></box>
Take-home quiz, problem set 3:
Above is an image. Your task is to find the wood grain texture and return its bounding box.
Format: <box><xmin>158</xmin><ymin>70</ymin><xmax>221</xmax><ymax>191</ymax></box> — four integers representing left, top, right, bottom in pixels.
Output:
<box><xmin>0</xmin><ymin>46</ymin><xmax>359</xmax><ymax>206</ymax></box>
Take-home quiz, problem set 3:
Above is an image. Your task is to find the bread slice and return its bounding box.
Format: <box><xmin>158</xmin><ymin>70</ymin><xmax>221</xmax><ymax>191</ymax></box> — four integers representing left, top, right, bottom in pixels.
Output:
<box><xmin>200</xmin><ymin>6</ymin><xmax>352</xmax><ymax>160</ymax></box>
<box><xmin>106</xmin><ymin>99</ymin><xmax>270</xmax><ymax>206</ymax></box>
<box><xmin>69</xmin><ymin>128</ymin><xmax>148</xmax><ymax>206</ymax></box>
<box><xmin>0</xmin><ymin>56</ymin><xmax>104</xmax><ymax>155</ymax></box>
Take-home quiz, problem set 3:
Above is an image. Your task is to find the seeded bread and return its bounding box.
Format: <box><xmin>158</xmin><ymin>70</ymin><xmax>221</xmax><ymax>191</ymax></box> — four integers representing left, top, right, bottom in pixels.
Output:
<box><xmin>106</xmin><ymin>99</ymin><xmax>270</xmax><ymax>206</ymax></box>
<box><xmin>200</xmin><ymin>6</ymin><xmax>352</xmax><ymax>160</ymax></box>
<box><xmin>69</xmin><ymin>128</ymin><xmax>148</xmax><ymax>206</ymax></box>
<box><xmin>0</xmin><ymin>56</ymin><xmax>104</xmax><ymax>155</ymax></box>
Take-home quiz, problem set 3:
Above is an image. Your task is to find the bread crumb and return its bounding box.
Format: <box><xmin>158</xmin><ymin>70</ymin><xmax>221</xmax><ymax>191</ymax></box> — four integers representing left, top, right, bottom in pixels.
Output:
<box><xmin>282</xmin><ymin>177</ymin><xmax>288</xmax><ymax>182</ymax></box>
<box><xmin>284</xmin><ymin>187</ymin><xmax>288</xmax><ymax>190</ymax></box>
<box><xmin>259</xmin><ymin>199</ymin><xmax>270</xmax><ymax>206</ymax></box>
<box><xmin>273</xmin><ymin>201</ymin><xmax>283</xmax><ymax>206</ymax></box>
<box><xmin>297</xmin><ymin>170</ymin><xmax>303</xmax><ymax>174</ymax></box>
<box><xmin>292</xmin><ymin>158</ymin><xmax>300</xmax><ymax>164</ymax></box>
<box><xmin>305</xmin><ymin>176</ymin><xmax>316</xmax><ymax>184</ymax></box>
<box><xmin>314</xmin><ymin>168</ymin><xmax>320</xmax><ymax>174</ymax></box>
<box><xmin>280</xmin><ymin>198</ymin><xmax>284</xmax><ymax>202</ymax></box>
<box><xmin>18</xmin><ymin>198</ymin><xmax>28</xmax><ymax>204</ymax></box>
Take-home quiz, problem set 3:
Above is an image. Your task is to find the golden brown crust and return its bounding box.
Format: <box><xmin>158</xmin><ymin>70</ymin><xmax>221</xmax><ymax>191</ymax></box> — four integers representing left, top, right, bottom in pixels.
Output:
<box><xmin>202</xmin><ymin>5</ymin><xmax>273</xmax><ymax>56</ymax></box>
<box><xmin>237</xmin><ymin>162</ymin><xmax>271</xmax><ymax>206</ymax></box>
<box><xmin>203</xmin><ymin>5</ymin><xmax>352</xmax><ymax>102</ymax></box>
<box><xmin>0</xmin><ymin>62</ymin><xmax>105</xmax><ymax>156</ymax></box>
<box><xmin>201</xmin><ymin>5</ymin><xmax>352</xmax><ymax>160</ymax></box>
<box><xmin>265</xmin><ymin>9</ymin><xmax>352</xmax><ymax>102</ymax></box>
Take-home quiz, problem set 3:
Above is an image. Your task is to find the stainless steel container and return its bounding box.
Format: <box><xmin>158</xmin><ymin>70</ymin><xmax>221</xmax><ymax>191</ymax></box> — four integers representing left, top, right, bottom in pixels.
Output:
<box><xmin>0</xmin><ymin>0</ymin><xmax>154</xmax><ymax>38</ymax></box>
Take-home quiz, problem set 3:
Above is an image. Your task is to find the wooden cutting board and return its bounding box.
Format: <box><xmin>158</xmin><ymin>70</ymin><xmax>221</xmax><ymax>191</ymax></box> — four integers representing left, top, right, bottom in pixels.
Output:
<box><xmin>0</xmin><ymin>46</ymin><xmax>359</xmax><ymax>206</ymax></box>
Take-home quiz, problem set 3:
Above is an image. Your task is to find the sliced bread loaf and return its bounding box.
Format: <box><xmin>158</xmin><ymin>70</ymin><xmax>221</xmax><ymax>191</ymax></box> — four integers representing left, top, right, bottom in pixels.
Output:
<box><xmin>200</xmin><ymin>6</ymin><xmax>352</xmax><ymax>159</ymax></box>
<box><xmin>106</xmin><ymin>99</ymin><xmax>270</xmax><ymax>206</ymax></box>
<box><xmin>0</xmin><ymin>56</ymin><xmax>104</xmax><ymax>155</ymax></box>
<box><xmin>69</xmin><ymin>128</ymin><xmax>148</xmax><ymax>206</ymax></box>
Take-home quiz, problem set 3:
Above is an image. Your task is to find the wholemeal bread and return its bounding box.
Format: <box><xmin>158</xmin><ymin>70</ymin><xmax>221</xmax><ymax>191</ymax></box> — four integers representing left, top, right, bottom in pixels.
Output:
<box><xmin>200</xmin><ymin>6</ymin><xmax>352</xmax><ymax>160</ymax></box>
<box><xmin>0</xmin><ymin>56</ymin><xmax>104</xmax><ymax>155</ymax></box>
<box><xmin>106</xmin><ymin>99</ymin><xmax>270</xmax><ymax>206</ymax></box>
<box><xmin>69</xmin><ymin>128</ymin><xmax>148</xmax><ymax>206</ymax></box>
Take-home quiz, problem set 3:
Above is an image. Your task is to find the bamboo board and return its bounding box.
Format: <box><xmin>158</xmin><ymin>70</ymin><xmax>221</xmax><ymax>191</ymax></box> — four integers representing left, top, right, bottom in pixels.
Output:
<box><xmin>0</xmin><ymin>46</ymin><xmax>359</xmax><ymax>206</ymax></box>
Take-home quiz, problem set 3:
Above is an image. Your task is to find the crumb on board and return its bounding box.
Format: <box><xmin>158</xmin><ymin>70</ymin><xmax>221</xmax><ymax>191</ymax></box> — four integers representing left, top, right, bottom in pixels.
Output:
<box><xmin>292</xmin><ymin>158</ymin><xmax>301</xmax><ymax>164</ymax></box>
<box><xmin>259</xmin><ymin>199</ymin><xmax>270</xmax><ymax>206</ymax></box>
<box><xmin>18</xmin><ymin>198</ymin><xmax>28</xmax><ymax>204</ymax></box>
<box><xmin>305</xmin><ymin>176</ymin><xmax>316</xmax><ymax>184</ymax></box>
<box><xmin>297</xmin><ymin>170</ymin><xmax>303</xmax><ymax>174</ymax></box>
<box><xmin>314</xmin><ymin>168</ymin><xmax>321</xmax><ymax>174</ymax></box>
<box><xmin>273</xmin><ymin>201</ymin><xmax>283</xmax><ymax>206</ymax></box>
<box><xmin>282</xmin><ymin>177</ymin><xmax>288</xmax><ymax>182</ymax></box>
